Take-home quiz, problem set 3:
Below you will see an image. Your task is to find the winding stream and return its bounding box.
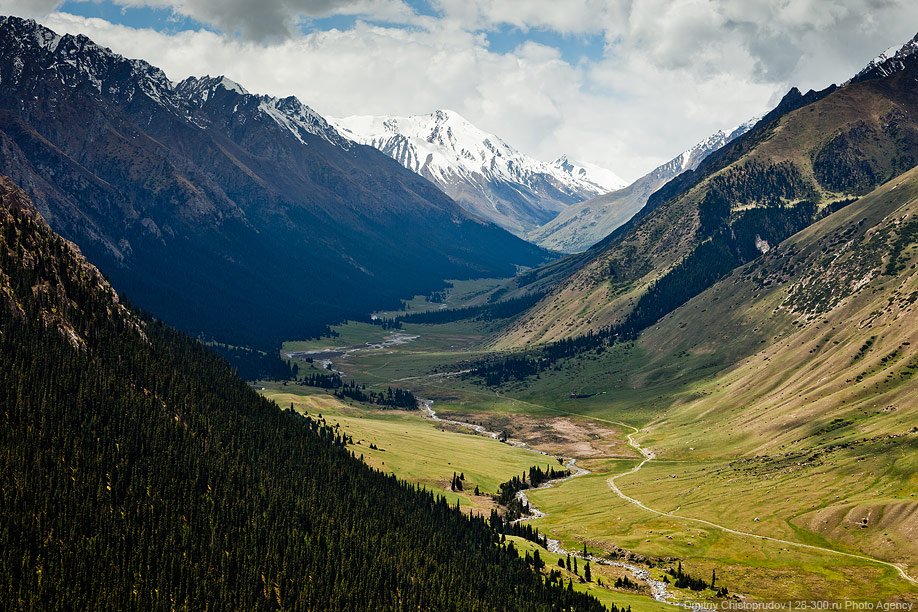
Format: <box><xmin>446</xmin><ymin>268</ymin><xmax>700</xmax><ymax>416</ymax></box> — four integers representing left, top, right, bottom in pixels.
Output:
<box><xmin>291</xmin><ymin>332</ymin><xmax>916</xmax><ymax>603</ymax></box>
<box><xmin>420</xmin><ymin>398</ymin><xmax>685</xmax><ymax>606</ymax></box>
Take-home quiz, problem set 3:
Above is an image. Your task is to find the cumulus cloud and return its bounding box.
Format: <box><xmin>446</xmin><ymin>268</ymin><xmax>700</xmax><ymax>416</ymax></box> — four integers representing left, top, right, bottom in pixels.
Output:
<box><xmin>8</xmin><ymin>1</ymin><xmax>918</xmax><ymax>180</ymax></box>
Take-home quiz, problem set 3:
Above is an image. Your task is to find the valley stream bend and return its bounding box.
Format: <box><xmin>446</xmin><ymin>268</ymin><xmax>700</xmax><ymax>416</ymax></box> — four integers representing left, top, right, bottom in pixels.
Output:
<box><xmin>420</xmin><ymin>399</ymin><xmax>681</xmax><ymax>605</ymax></box>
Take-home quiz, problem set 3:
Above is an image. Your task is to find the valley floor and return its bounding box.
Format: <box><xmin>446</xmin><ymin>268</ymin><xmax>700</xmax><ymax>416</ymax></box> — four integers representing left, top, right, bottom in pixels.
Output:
<box><xmin>260</xmin><ymin>314</ymin><xmax>917</xmax><ymax>608</ymax></box>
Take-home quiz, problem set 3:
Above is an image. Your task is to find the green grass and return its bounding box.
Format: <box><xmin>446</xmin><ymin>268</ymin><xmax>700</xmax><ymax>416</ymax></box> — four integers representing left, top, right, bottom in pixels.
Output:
<box><xmin>268</xmin><ymin>213</ymin><xmax>918</xmax><ymax>602</ymax></box>
<box><xmin>260</xmin><ymin>383</ymin><xmax>548</xmax><ymax>513</ymax></box>
<box><xmin>271</xmin><ymin>318</ymin><xmax>918</xmax><ymax>601</ymax></box>
<box><xmin>282</xmin><ymin>321</ymin><xmax>391</xmax><ymax>353</ymax></box>
<box><xmin>524</xmin><ymin>458</ymin><xmax>916</xmax><ymax>602</ymax></box>
<box><xmin>373</xmin><ymin>277</ymin><xmax>508</xmax><ymax>318</ymax></box>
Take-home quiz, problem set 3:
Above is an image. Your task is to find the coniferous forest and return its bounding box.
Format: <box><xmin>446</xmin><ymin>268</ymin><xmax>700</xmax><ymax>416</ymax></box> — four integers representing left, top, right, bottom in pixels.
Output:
<box><xmin>0</xmin><ymin>178</ymin><xmax>606</xmax><ymax>609</ymax></box>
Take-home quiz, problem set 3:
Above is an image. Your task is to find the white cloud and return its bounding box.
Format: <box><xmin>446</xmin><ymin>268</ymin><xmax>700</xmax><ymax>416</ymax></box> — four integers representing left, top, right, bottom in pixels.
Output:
<box><xmin>13</xmin><ymin>1</ymin><xmax>918</xmax><ymax>181</ymax></box>
<box><xmin>0</xmin><ymin>0</ymin><xmax>60</xmax><ymax>18</ymax></box>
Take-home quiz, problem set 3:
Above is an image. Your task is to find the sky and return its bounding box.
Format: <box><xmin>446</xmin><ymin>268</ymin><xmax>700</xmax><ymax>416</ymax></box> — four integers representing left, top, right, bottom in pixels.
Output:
<box><xmin>3</xmin><ymin>0</ymin><xmax>917</xmax><ymax>181</ymax></box>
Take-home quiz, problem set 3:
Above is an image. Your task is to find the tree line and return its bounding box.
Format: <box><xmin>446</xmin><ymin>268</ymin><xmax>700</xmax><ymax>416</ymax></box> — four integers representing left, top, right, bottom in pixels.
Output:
<box><xmin>373</xmin><ymin>291</ymin><xmax>546</xmax><ymax>328</ymax></box>
<box><xmin>298</xmin><ymin>370</ymin><xmax>418</xmax><ymax>409</ymax></box>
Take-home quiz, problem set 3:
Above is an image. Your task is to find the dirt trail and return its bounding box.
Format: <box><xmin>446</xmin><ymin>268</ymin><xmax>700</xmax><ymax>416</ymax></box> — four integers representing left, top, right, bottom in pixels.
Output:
<box><xmin>419</xmin><ymin>399</ymin><xmax>679</xmax><ymax>601</ymax></box>
<box><xmin>608</xmin><ymin>426</ymin><xmax>918</xmax><ymax>586</ymax></box>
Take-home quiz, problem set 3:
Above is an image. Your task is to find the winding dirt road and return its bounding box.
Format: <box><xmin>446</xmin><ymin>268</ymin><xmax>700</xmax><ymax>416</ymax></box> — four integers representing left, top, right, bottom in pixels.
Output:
<box><xmin>608</xmin><ymin>426</ymin><xmax>918</xmax><ymax>586</ymax></box>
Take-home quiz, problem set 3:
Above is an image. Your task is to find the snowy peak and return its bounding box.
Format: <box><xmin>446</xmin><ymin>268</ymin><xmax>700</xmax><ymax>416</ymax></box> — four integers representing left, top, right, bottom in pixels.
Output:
<box><xmin>258</xmin><ymin>95</ymin><xmax>350</xmax><ymax>148</ymax></box>
<box><xmin>334</xmin><ymin>109</ymin><xmax>623</xmax><ymax>235</ymax></box>
<box><xmin>851</xmin><ymin>31</ymin><xmax>918</xmax><ymax>83</ymax></box>
<box><xmin>550</xmin><ymin>155</ymin><xmax>627</xmax><ymax>192</ymax></box>
<box><xmin>176</xmin><ymin>75</ymin><xmax>348</xmax><ymax>148</ymax></box>
<box><xmin>0</xmin><ymin>16</ymin><xmax>178</xmax><ymax>108</ymax></box>
<box><xmin>175</xmin><ymin>74</ymin><xmax>249</xmax><ymax>103</ymax></box>
<box><xmin>0</xmin><ymin>17</ymin><xmax>349</xmax><ymax>152</ymax></box>
<box><xmin>665</xmin><ymin>117</ymin><xmax>759</xmax><ymax>177</ymax></box>
<box><xmin>336</xmin><ymin>109</ymin><xmax>527</xmax><ymax>183</ymax></box>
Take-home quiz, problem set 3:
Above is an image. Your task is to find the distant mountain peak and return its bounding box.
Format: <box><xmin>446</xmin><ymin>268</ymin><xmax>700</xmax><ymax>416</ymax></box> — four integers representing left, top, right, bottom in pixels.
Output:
<box><xmin>333</xmin><ymin>109</ymin><xmax>623</xmax><ymax>235</ymax></box>
<box><xmin>174</xmin><ymin>75</ymin><xmax>348</xmax><ymax>147</ymax></box>
<box><xmin>260</xmin><ymin>95</ymin><xmax>350</xmax><ymax>148</ymax></box>
<box><xmin>529</xmin><ymin>117</ymin><xmax>758</xmax><ymax>253</ymax></box>
<box><xmin>550</xmin><ymin>155</ymin><xmax>627</xmax><ymax>192</ymax></box>
<box><xmin>178</xmin><ymin>74</ymin><xmax>249</xmax><ymax>100</ymax></box>
<box><xmin>851</xmin><ymin>31</ymin><xmax>918</xmax><ymax>83</ymax></box>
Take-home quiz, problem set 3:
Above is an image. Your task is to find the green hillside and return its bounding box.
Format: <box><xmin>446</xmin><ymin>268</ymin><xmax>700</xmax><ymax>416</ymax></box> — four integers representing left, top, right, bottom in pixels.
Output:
<box><xmin>495</xmin><ymin>56</ymin><xmax>918</xmax><ymax>350</ymax></box>
<box><xmin>296</xmin><ymin>167</ymin><xmax>918</xmax><ymax>602</ymax></box>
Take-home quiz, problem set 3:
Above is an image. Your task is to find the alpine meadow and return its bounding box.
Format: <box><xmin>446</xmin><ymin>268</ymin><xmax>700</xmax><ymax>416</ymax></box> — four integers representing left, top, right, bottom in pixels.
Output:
<box><xmin>0</xmin><ymin>3</ymin><xmax>916</xmax><ymax>611</ymax></box>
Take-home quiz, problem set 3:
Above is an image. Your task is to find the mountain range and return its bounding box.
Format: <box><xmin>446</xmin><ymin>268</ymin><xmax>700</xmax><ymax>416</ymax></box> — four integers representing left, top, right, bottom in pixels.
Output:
<box><xmin>494</xmin><ymin>32</ymin><xmax>918</xmax><ymax>349</ymax></box>
<box><xmin>0</xmin><ymin>16</ymin><xmax>550</xmax><ymax>349</ymax></box>
<box><xmin>528</xmin><ymin>119</ymin><xmax>757</xmax><ymax>253</ymax></box>
<box><xmin>334</xmin><ymin>110</ymin><xmax>625</xmax><ymax>236</ymax></box>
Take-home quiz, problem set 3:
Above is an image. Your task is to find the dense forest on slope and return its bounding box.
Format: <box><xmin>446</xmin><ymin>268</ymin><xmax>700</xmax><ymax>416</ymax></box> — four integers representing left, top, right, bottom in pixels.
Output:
<box><xmin>0</xmin><ymin>17</ymin><xmax>550</xmax><ymax>349</ymax></box>
<box><xmin>0</xmin><ymin>176</ymin><xmax>604</xmax><ymax>610</ymax></box>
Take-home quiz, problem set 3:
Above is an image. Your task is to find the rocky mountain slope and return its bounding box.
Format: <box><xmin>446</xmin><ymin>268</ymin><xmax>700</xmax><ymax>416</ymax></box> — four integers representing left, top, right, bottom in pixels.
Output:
<box><xmin>528</xmin><ymin>120</ymin><xmax>756</xmax><ymax>253</ymax></box>
<box><xmin>334</xmin><ymin>110</ymin><xmax>624</xmax><ymax>236</ymax></box>
<box><xmin>494</xmin><ymin>32</ymin><xmax>918</xmax><ymax>349</ymax></box>
<box><xmin>0</xmin><ymin>17</ymin><xmax>550</xmax><ymax>348</ymax></box>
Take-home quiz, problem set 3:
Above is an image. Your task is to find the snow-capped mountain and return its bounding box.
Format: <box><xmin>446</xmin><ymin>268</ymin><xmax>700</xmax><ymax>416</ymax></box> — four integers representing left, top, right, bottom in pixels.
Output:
<box><xmin>851</xmin><ymin>32</ymin><xmax>918</xmax><ymax>83</ymax></box>
<box><xmin>528</xmin><ymin>118</ymin><xmax>758</xmax><ymax>253</ymax></box>
<box><xmin>333</xmin><ymin>110</ymin><xmax>620</xmax><ymax>236</ymax></box>
<box><xmin>0</xmin><ymin>16</ymin><xmax>549</xmax><ymax>348</ymax></box>
<box><xmin>550</xmin><ymin>155</ymin><xmax>627</xmax><ymax>193</ymax></box>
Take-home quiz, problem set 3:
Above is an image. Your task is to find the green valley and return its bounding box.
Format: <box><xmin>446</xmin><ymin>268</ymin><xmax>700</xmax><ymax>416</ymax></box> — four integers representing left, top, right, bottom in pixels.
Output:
<box><xmin>268</xmin><ymin>163</ymin><xmax>918</xmax><ymax>606</ymax></box>
<box><xmin>3</xmin><ymin>11</ymin><xmax>918</xmax><ymax>612</ymax></box>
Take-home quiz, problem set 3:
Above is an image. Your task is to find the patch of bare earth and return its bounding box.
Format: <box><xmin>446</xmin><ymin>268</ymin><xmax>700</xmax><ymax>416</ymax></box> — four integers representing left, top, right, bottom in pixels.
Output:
<box><xmin>437</xmin><ymin>412</ymin><xmax>639</xmax><ymax>460</ymax></box>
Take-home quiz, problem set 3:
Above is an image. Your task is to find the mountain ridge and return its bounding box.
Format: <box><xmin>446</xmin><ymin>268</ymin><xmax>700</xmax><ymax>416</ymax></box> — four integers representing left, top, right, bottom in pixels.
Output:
<box><xmin>494</xmin><ymin>31</ymin><xmax>918</xmax><ymax>349</ymax></box>
<box><xmin>528</xmin><ymin>118</ymin><xmax>757</xmax><ymax>253</ymax></box>
<box><xmin>0</xmin><ymin>16</ymin><xmax>551</xmax><ymax>349</ymax></box>
<box><xmin>334</xmin><ymin>109</ymin><xmax>624</xmax><ymax>235</ymax></box>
